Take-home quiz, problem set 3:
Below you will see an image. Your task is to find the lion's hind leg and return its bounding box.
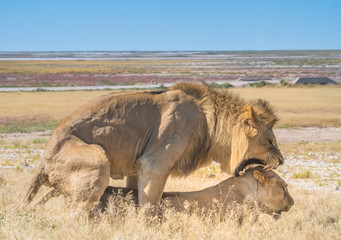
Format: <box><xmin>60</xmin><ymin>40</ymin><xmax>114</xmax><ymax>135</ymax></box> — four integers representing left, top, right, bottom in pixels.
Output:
<box><xmin>24</xmin><ymin>161</ymin><xmax>49</xmax><ymax>205</ymax></box>
<box><xmin>47</xmin><ymin>136</ymin><xmax>111</xmax><ymax>212</ymax></box>
<box><xmin>31</xmin><ymin>188</ymin><xmax>60</xmax><ymax>207</ymax></box>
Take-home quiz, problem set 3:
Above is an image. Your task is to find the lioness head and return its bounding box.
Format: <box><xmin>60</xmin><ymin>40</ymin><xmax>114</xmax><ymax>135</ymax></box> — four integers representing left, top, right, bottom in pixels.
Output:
<box><xmin>251</xmin><ymin>167</ymin><xmax>294</xmax><ymax>219</ymax></box>
<box><xmin>230</xmin><ymin>100</ymin><xmax>284</xmax><ymax>175</ymax></box>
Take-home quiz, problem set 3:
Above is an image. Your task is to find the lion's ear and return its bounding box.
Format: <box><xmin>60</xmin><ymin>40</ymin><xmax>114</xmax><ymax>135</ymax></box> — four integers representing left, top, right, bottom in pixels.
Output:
<box><xmin>241</xmin><ymin>105</ymin><xmax>258</xmax><ymax>137</ymax></box>
<box><xmin>253</xmin><ymin>170</ymin><xmax>269</xmax><ymax>184</ymax></box>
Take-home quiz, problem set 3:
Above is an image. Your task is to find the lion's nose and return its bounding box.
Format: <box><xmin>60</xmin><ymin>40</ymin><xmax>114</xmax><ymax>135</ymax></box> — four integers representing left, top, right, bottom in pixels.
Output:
<box><xmin>289</xmin><ymin>197</ymin><xmax>294</xmax><ymax>206</ymax></box>
<box><xmin>283</xmin><ymin>206</ymin><xmax>290</xmax><ymax>212</ymax></box>
<box><xmin>284</xmin><ymin>197</ymin><xmax>294</xmax><ymax>211</ymax></box>
<box><xmin>284</xmin><ymin>204</ymin><xmax>293</xmax><ymax>212</ymax></box>
<box><xmin>278</xmin><ymin>156</ymin><xmax>284</xmax><ymax>165</ymax></box>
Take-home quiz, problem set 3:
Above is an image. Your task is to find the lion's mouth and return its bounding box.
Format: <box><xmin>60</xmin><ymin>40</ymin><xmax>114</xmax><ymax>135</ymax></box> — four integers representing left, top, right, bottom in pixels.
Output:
<box><xmin>272</xmin><ymin>212</ymin><xmax>282</xmax><ymax>220</ymax></box>
<box><xmin>259</xmin><ymin>203</ymin><xmax>283</xmax><ymax>220</ymax></box>
<box><xmin>235</xmin><ymin>158</ymin><xmax>266</xmax><ymax>176</ymax></box>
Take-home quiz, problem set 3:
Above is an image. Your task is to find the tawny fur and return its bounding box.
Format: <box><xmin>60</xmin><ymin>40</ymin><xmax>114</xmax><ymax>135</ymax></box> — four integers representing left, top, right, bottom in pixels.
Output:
<box><xmin>25</xmin><ymin>83</ymin><xmax>283</xmax><ymax>210</ymax></box>
<box><xmin>101</xmin><ymin>167</ymin><xmax>294</xmax><ymax>218</ymax></box>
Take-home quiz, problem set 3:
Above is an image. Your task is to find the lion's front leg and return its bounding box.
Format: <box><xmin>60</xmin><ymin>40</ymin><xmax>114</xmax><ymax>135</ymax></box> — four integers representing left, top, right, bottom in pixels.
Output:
<box><xmin>136</xmin><ymin>102</ymin><xmax>204</xmax><ymax>206</ymax></box>
<box><xmin>126</xmin><ymin>175</ymin><xmax>138</xmax><ymax>189</ymax></box>
<box><xmin>137</xmin><ymin>168</ymin><xmax>169</xmax><ymax>206</ymax></box>
<box><xmin>136</xmin><ymin>133</ymin><xmax>194</xmax><ymax>206</ymax></box>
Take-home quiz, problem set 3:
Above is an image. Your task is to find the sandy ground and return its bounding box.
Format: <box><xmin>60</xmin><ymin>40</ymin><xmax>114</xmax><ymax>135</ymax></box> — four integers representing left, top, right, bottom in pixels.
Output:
<box><xmin>274</xmin><ymin>127</ymin><xmax>341</xmax><ymax>142</ymax></box>
<box><xmin>1</xmin><ymin>127</ymin><xmax>340</xmax><ymax>193</ymax></box>
<box><xmin>0</xmin><ymin>130</ymin><xmax>52</xmax><ymax>144</ymax></box>
<box><xmin>1</xmin><ymin>127</ymin><xmax>340</xmax><ymax>143</ymax></box>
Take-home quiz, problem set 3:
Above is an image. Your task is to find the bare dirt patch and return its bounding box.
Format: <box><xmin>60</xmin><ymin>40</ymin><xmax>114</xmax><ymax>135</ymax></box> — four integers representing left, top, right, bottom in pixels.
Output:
<box><xmin>0</xmin><ymin>130</ymin><xmax>51</xmax><ymax>145</ymax></box>
<box><xmin>274</xmin><ymin>127</ymin><xmax>341</xmax><ymax>142</ymax></box>
<box><xmin>1</xmin><ymin>127</ymin><xmax>339</xmax><ymax>145</ymax></box>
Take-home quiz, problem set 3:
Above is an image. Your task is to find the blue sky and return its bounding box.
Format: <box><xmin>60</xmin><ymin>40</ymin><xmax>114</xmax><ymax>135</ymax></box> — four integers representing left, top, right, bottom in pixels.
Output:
<box><xmin>1</xmin><ymin>0</ymin><xmax>340</xmax><ymax>51</ymax></box>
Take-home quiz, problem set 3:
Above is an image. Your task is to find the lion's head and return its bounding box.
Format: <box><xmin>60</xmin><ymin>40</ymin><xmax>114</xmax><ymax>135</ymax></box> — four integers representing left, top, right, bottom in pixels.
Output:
<box><xmin>249</xmin><ymin>167</ymin><xmax>294</xmax><ymax>219</ymax></box>
<box><xmin>229</xmin><ymin>99</ymin><xmax>284</xmax><ymax>176</ymax></box>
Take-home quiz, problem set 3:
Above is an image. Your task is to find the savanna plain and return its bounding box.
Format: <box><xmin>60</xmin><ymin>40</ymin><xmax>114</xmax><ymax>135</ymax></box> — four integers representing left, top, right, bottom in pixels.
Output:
<box><xmin>1</xmin><ymin>87</ymin><xmax>340</xmax><ymax>240</ymax></box>
<box><xmin>0</xmin><ymin>54</ymin><xmax>341</xmax><ymax>239</ymax></box>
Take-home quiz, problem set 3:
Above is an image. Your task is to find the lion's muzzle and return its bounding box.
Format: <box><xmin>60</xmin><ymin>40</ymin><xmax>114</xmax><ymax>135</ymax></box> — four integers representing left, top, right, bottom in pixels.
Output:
<box><xmin>278</xmin><ymin>154</ymin><xmax>284</xmax><ymax>166</ymax></box>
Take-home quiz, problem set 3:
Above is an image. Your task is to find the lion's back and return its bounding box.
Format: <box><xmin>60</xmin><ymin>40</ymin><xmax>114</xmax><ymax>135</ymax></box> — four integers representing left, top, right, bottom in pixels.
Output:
<box><xmin>44</xmin><ymin>91</ymin><xmax>163</xmax><ymax>160</ymax></box>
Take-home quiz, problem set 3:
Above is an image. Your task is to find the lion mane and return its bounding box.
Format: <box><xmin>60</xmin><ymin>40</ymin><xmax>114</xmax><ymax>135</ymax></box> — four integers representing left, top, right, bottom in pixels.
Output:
<box><xmin>169</xmin><ymin>83</ymin><xmax>280</xmax><ymax>176</ymax></box>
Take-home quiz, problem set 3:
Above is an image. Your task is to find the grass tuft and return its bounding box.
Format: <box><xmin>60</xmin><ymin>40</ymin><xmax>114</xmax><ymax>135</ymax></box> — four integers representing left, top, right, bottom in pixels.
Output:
<box><xmin>0</xmin><ymin>120</ymin><xmax>59</xmax><ymax>133</ymax></box>
<box><xmin>32</xmin><ymin>138</ymin><xmax>48</xmax><ymax>144</ymax></box>
<box><xmin>291</xmin><ymin>170</ymin><xmax>313</xmax><ymax>179</ymax></box>
<box><xmin>209</xmin><ymin>82</ymin><xmax>234</xmax><ymax>88</ymax></box>
<box><xmin>248</xmin><ymin>80</ymin><xmax>273</xmax><ymax>87</ymax></box>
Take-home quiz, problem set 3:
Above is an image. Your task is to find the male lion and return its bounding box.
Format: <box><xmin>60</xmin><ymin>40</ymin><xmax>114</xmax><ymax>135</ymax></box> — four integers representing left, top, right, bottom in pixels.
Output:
<box><xmin>101</xmin><ymin>166</ymin><xmax>294</xmax><ymax>219</ymax></box>
<box><xmin>25</xmin><ymin>83</ymin><xmax>283</xmax><ymax>210</ymax></box>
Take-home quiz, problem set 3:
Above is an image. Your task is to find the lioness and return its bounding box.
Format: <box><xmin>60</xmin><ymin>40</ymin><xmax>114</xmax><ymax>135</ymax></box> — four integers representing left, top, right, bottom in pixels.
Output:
<box><xmin>25</xmin><ymin>83</ymin><xmax>283</xmax><ymax>210</ymax></box>
<box><xmin>101</xmin><ymin>166</ymin><xmax>294</xmax><ymax>219</ymax></box>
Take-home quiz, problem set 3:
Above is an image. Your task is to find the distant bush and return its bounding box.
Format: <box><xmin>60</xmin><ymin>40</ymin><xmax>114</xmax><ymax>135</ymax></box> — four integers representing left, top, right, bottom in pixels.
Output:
<box><xmin>33</xmin><ymin>88</ymin><xmax>48</xmax><ymax>92</ymax></box>
<box><xmin>249</xmin><ymin>80</ymin><xmax>268</xmax><ymax>87</ymax></box>
<box><xmin>101</xmin><ymin>80</ymin><xmax>117</xmax><ymax>86</ymax></box>
<box><xmin>280</xmin><ymin>80</ymin><xmax>289</xmax><ymax>86</ymax></box>
<box><xmin>158</xmin><ymin>84</ymin><xmax>168</xmax><ymax>89</ymax></box>
<box><xmin>248</xmin><ymin>80</ymin><xmax>270</xmax><ymax>87</ymax></box>
<box><xmin>209</xmin><ymin>82</ymin><xmax>234</xmax><ymax>88</ymax></box>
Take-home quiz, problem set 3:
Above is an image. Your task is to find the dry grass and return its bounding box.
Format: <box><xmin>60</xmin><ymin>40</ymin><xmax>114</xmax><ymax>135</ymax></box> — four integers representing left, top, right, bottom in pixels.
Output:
<box><xmin>230</xmin><ymin>87</ymin><xmax>341</xmax><ymax>128</ymax></box>
<box><xmin>0</xmin><ymin>91</ymin><xmax>110</xmax><ymax>120</ymax></box>
<box><xmin>1</xmin><ymin>136</ymin><xmax>340</xmax><ymax>239</ymax></box>
<box><xmin>0</xmin><ymin>87</ymin><xmax>341</xmax><ymax>132</ymax></box>
<box><xmin>0</xmin><ymin>169</ymin><xmax>340</xmax><ymax>240</ymax></box>
<box><xmin>0</xmin><ymin>60</ymin><xmax>194</xmax><ymax>74</ymax></box>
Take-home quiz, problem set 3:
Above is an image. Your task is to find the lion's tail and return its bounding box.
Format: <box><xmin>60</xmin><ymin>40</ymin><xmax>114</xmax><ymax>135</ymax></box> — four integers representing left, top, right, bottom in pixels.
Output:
<box><xmin>24</xmin><ymin>161</ymin><xmax>49</xmax><ymax>204</ymax></box>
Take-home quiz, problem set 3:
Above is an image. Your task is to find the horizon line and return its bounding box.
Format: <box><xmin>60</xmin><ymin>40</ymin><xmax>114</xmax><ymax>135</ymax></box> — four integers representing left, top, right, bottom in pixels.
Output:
<box><xmin>1</xmin><ymin>49</ymin><xmax>341</xmax><ymax>53</ymax></box>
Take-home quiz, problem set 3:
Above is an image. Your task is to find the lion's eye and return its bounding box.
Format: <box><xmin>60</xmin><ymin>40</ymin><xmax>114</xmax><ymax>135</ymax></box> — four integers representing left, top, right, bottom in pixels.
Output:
<box><xmin>245</xmin><ymin>120</ymin><xmax>252</xmax><ymax>127</ymax></box>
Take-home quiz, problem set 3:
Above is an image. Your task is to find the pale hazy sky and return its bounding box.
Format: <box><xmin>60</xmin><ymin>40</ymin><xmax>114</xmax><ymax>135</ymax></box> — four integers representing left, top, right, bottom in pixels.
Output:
<box><xmin>1</xmin><ymin>0</ymin><xmax>340</xmax><ymax>51</ymax></box>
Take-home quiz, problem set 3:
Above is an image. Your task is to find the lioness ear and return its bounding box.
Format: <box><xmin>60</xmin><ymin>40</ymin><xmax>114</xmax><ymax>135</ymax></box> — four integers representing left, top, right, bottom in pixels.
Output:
<box><xmin>253</xmin><ymin>170</ymin><xmax>269</xmax><ymax>184</ymax></box>
<box><xmin>241</xmin><ymin>104</ymin><xmax>258</xmax><ymax>137</ymax></box>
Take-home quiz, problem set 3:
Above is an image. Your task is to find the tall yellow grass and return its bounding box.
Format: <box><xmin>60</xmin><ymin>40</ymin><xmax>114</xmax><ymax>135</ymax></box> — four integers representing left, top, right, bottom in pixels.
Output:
<box><xmin>0</xmin><ymin>169</ymin><xmax>340</xmax><ymax>240</ymax></box>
